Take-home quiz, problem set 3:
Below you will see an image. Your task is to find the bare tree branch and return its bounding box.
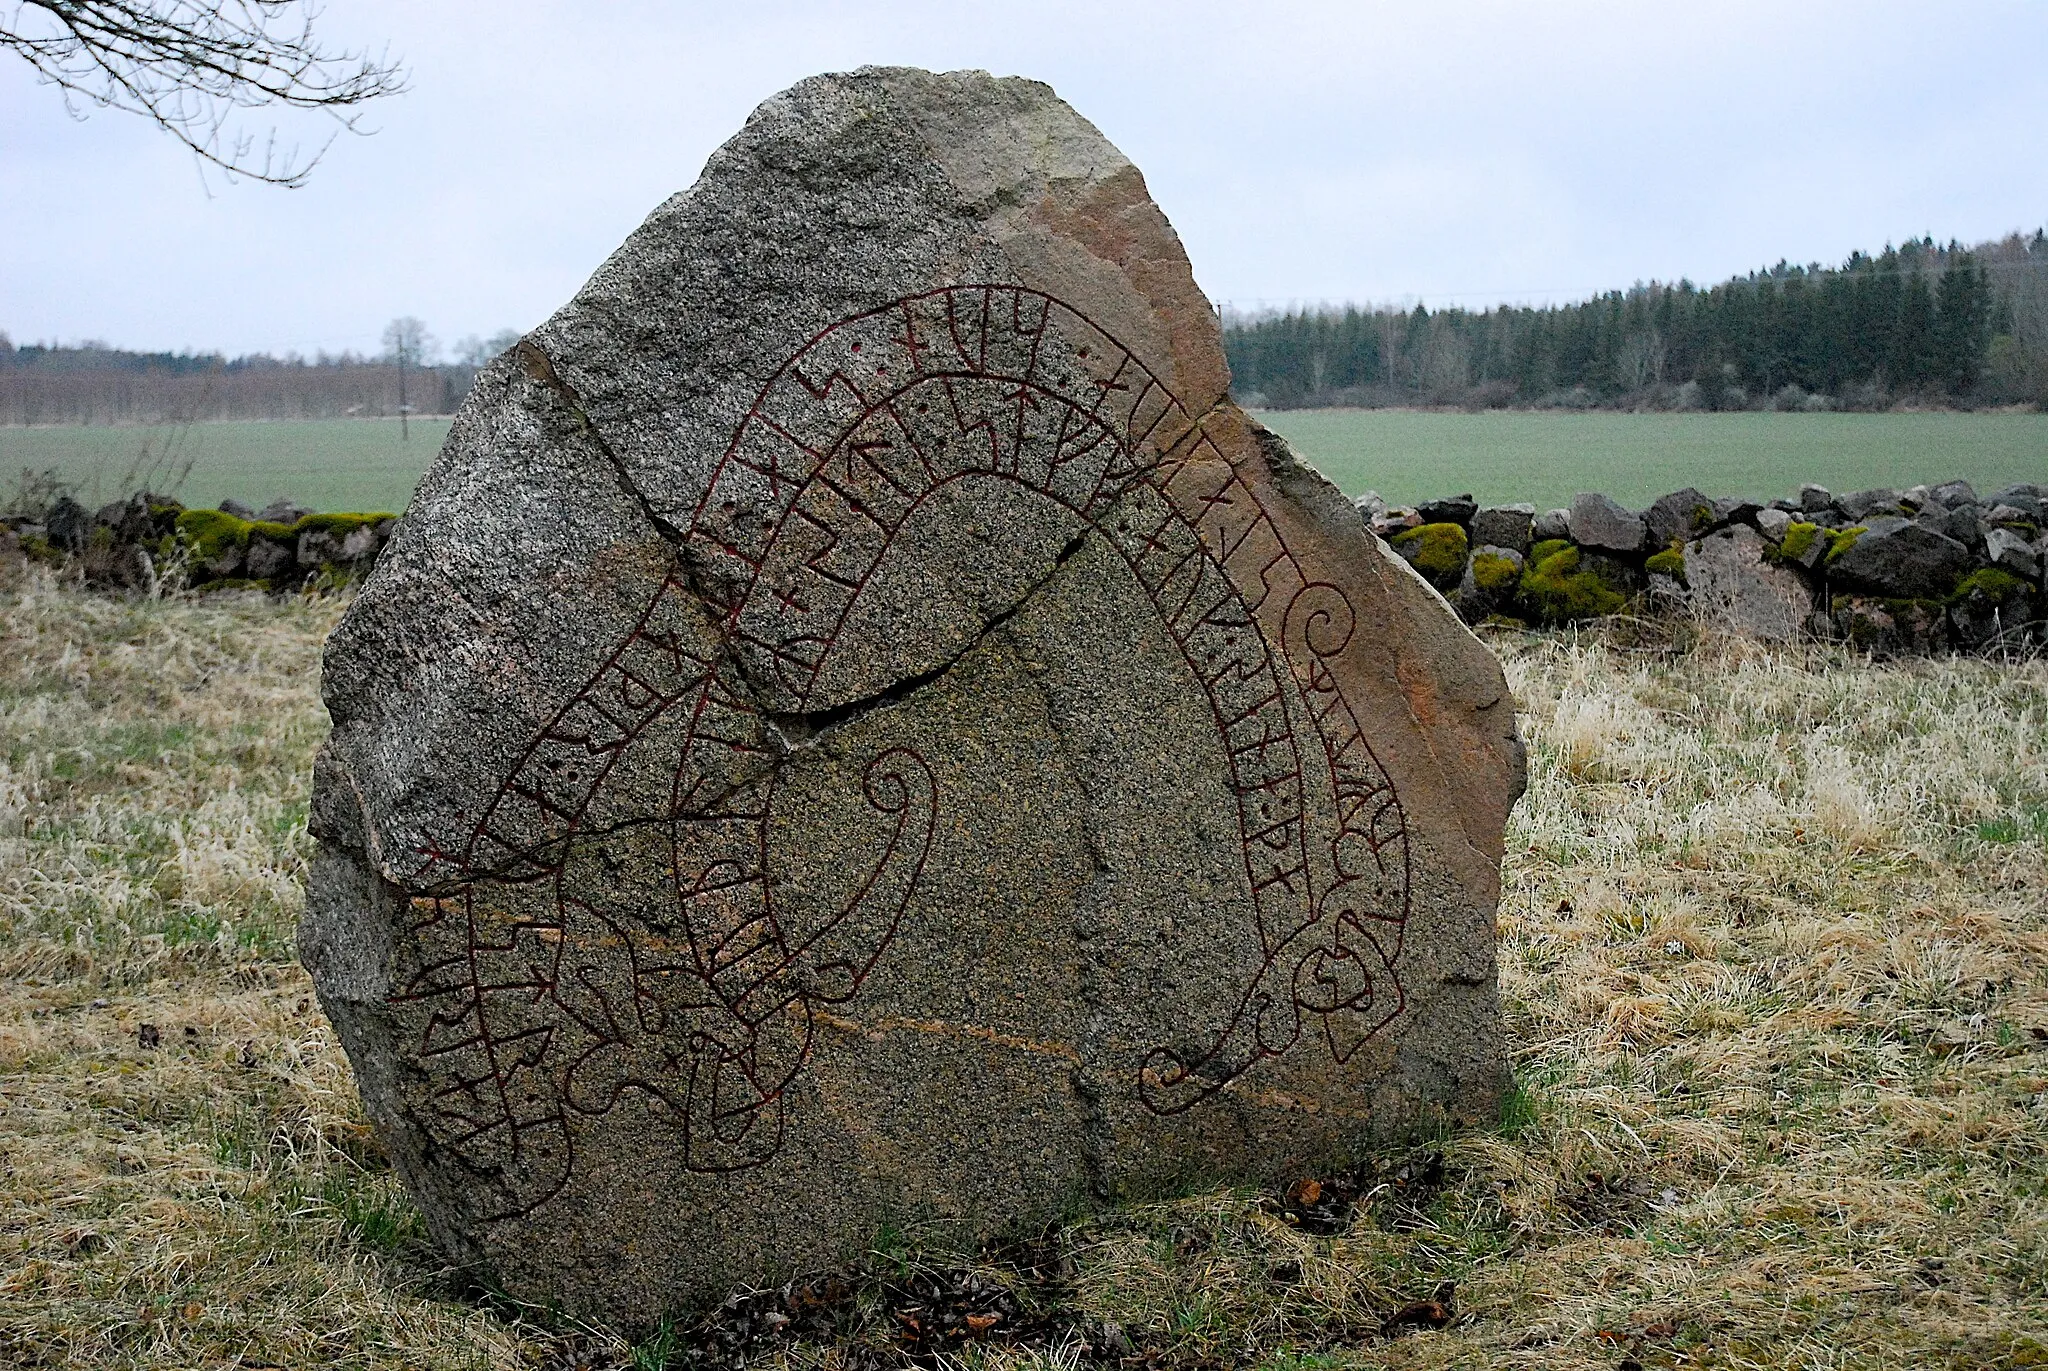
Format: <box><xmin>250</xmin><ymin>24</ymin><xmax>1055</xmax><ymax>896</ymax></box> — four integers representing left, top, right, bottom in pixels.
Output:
<box><xmin>2</xmin><ymin>1</ymin><xmax>406</xmax><ymax>186</ymax></box>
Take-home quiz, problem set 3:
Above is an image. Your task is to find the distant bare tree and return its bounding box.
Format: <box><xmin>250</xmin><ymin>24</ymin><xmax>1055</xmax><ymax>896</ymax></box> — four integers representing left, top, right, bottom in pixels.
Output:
<box><xmin>1617</xmin><ymin>329</ymin><xmax>1667</xmax><ymax>391</ymax></box>
<box><xmin>1</xmin><ymin>1</ymin><xmax>406</xmax><ymax>186</ymax></box>
<box><xmin>452</xmin><ymin>329</ymin><xmax>523</xmax><ymax>367</ymax></box>
<box><xmin>381</xmin><ymin>315</ymin><xmax>433</xmax><ymax>439</ymax></box>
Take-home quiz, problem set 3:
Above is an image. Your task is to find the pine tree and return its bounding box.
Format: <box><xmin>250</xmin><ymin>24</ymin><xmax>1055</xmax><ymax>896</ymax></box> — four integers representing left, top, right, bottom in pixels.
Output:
<box><xmin>1934</xmin><ymin>254</ymin><xmax>1993</xmax><ymax>394</ymax></box>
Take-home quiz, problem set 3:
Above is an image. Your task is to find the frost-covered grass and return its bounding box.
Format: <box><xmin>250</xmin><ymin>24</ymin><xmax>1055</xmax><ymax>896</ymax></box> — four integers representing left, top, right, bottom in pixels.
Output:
<box><xmin>1</xmin><ymin>573</ymin><xmax>2044</xmax><ymax>1369</ymax></box>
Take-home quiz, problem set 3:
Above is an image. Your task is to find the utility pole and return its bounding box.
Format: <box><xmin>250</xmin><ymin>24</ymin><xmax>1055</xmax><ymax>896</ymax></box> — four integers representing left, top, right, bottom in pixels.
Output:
<box><xmin>382</xmin><ymin>317</ymin><xmax>433</xmax><ymax>442</ymax></box>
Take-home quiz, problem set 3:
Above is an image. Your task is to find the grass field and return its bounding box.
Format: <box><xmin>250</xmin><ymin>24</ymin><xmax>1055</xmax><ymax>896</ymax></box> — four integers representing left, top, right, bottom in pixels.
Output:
<box><xmin>1256</xmin><ymin>410</ymin><xmax>2048</xmax><ymax>511</ymax></box>
<box><xmin>4</xmin><ymin>410</ymin><xmax>2043</xmax><ymax>519</ymax></box>
<box><xmin>0</xmin><ymin>419</ymin><xmax>450</xmax><ymax>515</ymax></box>
<box><xmin>3</xmin><ymin>569</ymin><xmax>2045</xmax><ymax>1369</ymax></box>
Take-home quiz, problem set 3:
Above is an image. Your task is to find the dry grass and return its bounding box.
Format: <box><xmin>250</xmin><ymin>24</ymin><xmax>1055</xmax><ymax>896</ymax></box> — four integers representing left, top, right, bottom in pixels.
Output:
<box><xmin>1</xmin><ymin>571</ymin><xmax>2044</xmax><ymax>1370</ymax></box>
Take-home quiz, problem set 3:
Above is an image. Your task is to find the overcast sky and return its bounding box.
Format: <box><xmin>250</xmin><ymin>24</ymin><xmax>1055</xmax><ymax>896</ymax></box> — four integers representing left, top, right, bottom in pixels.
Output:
<box><xmin>3</xmin><ymin>0</ymin><xmax>2043</xmax><ymax>358</ymax></box>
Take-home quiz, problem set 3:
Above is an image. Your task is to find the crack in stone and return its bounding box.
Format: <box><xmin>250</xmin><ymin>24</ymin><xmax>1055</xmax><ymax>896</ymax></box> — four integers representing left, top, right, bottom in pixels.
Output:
<box><xmin>398</xmin><ymin>516</ymin><xmax>1098</xmax><ymax>897</ymax></box>
<box><xmin>433</xmin><ymin>344</ymin><xmax>1180</xmax><ymax>926</ymax></box>
<box><xmin>762</xmin><ymin>523</ymin><xmax>1094</xmax><ymax>752</ymax></box>
<box><xmin>514</xmin><ymin>339</ymin><xmax>691</xmax><ymax>549</ymax></box>
<box><xmin>1021</xmin><ymin>626</ymin><xmax>1121</xmax><ymax>1201</ymax></box>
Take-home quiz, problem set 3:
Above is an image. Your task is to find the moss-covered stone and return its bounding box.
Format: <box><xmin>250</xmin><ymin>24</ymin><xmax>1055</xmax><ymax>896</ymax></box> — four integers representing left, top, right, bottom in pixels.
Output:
<box><xmin>1528</xmin><ymin>538</ymin><xmax>1572</xmax><ymax>565</ymax></box>
<box><xmin>296</xmin><ymin>512</ymin><xmax>396</xmax><ymax>537</ymax></box>
<box><xmin>1644</xmin><ymin>547</ymin><xmax>1686</xmax><ymax>583</ymax></box>
<box><xmin>1776</xmin><ymin>522</ymin><xmax>1822</xmax><ymax>564</ymax></box>
<box><xmin>1470</xmin><ymin>550</ymin><xmax>1522</xmax><ymax>593</ymax></box>
<box><xmin>1953</xmin><ymin>568</ymin><xmax>2027</xmax><ymax>604</ymax></box>
<box><xmin>1392</xmin><ymin>521</ymin><xmax>1469</xmax><ymax>588</ymax></box>
<box><xmin>1517</xmin><ymin>544</ymin><xmax>1627</xmax><ymax>623</ymax></box>
<box><xmin>174</xmin><ymin>508</ymin><xmax>254</xmax><ymax>561</ymax></box>
<box><xmin>1823</xmin><ymin>525</ymin><xmax>1867</xmax><ymax>565</ymax></box>
<box><xmin>17</xmin><ymin>533</ymin><xmax>63</xmax><ymax>566</ymax></box>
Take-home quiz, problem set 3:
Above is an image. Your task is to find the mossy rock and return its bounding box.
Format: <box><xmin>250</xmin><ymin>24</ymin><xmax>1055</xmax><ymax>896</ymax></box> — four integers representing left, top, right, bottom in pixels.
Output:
<box><xmin>1528</xmin><ymin>538</ymin><xmax>1572</xmax><ymax>565</ymax></box>
<box><xmin>1953</xmin><ymin>568</ymin><xmax>2027</xmax><ymax>605</ymax></box>
<box><xmin>1517</xmin><ymin>544</ymin><xmax>1627</xmax><ymax>623</ymax></box>
<box><xmin>1774</xmin><ymin>522</ymin><xmax>1823</xmax><ymax>564</ymax></box>
<box><xmin>296</xmin><ymin>512</ymin><xmax>397</xmax><ymax>537</ymax></box>
<box><xmin>1391</xmin><ymin>521</ymin><xmax>1469</xmax><ymax>588</ymax></box>
<box><xmin>143</xmin><ymin>496</ymin><xmax>186</xmax><ymax>534</ymax></box>
<box><xmin>174</xmin><ymin>508</ymin><xmax>254</xmax><ymax>562</ymax></box>
<box><xmin>17</xmin><ymin>533</ymin><xmax>64</xmax><ymax>566</ymax></box>
<box><xmin>1644</xmin><ymin>547</ymin><xmax>1686</xmax><ymax>583</ymax></box>
<box><xmin>1469</xmin><ymin>550</ymin><xmax>1522</xmax><ymax>594</ymax></box>
<box><xmin>1823</xmin><ymin>525</ymin><xmax>1867</xmax><ymax>565</ymax></box>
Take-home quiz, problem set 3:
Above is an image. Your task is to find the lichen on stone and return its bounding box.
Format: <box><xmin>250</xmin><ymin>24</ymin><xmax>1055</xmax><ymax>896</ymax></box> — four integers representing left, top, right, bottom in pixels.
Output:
<box><xmin>1823</xmin><ymin>526</ymin><xmax>1867</xmax><ymax>565</ymax></box>
<box><xmin>1776</xmin><ymin>522</ymin><xmax>1822</xmax><ymax>563</ymax></box>
<box><xmin>297</xmin><ymin>512</ymin><xmax>396</xmax><ymax>536</ymax></box>
<box><xmin>1517</xmin><ymin>544</ymin><xmax>1626</xmax><ymax>622</ymax></box>
<box><xmin>1392</xmin><ymin>521</ymin><xmax>1469</xmax><ymax>587</ymax></box>
<box><xmin>1470</xmin><ymin>551</ymin><xmax>1522</xmax><ymax>593</ymax></box>
<box><xmin>1644</xmin><ymin>547</ymin><xmax>1686</xmax><ymax>583</ymax></box>
<box><xmin>174</xmin><ymin>508</ymin><xmax>253</xmax><ymax>561</ymax></box>
<box><xmin>1953</xmin><ymin>568</ymin><xmax>2027</xmax><ymax>604</ymax></box>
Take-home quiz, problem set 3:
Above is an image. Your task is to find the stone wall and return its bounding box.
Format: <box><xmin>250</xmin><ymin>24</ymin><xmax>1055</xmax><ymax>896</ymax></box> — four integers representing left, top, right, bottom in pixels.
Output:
<box><xmin>1363</xmin><ymin>481</ymin><xmax>2045</xmax><ymax>656</ymax></box>
<box><xmin>0</xmin><ymin>493</ymin><xmax>397</xmax><ymax>595</ymax></box>
<box><xmin>8</xmin><ymin>478</ymin><xmax>2045</xmax><ymax>658</ymax></box>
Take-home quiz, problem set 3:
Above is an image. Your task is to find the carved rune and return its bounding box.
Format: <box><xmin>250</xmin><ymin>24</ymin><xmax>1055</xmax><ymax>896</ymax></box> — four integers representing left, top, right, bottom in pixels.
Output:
<box><xmin>387</xmin><ymin>286</ymin><xmax>1411</xmax><ymax>1219</ymax></box>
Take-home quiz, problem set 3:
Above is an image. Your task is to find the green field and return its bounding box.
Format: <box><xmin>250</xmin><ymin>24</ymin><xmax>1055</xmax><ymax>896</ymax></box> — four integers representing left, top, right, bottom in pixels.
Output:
<box><xmin>1259</xmin><ymin>408</ymin><xmax>2047</xmax><ymax>510</ymax></box>
<box><xmin>2</xmin><ymin>410</ymin><xmax>2042</xmax><ymax>516</ymax></box>
<box><xmin>0</xmin><ymin>418</ymin><xmax>451</xmax><ymax>514</ymax></box>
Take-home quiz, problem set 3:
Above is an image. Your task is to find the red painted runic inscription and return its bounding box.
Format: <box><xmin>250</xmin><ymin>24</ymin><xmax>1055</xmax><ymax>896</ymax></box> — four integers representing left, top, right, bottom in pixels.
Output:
<box><xmin>390</xmin><ymin>286</ymin><xmax>1412</xmax><ymax>1218</ymax></box>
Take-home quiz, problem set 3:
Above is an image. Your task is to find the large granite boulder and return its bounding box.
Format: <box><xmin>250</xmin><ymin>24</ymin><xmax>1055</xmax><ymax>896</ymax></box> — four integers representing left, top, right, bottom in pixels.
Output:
<box><xmin>301</xmin><ymin>67</ymin><xmax>1524</xmax><ymax>1327</ymax></box>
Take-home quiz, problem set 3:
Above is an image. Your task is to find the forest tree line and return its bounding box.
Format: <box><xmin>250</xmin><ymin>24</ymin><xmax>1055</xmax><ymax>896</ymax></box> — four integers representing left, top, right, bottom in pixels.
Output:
<box><xmin>12</xmin><ymin>229</ymin><xmax>2048</xmax><ymax>424</ymax></box>
<box><xmin>1224</xmin><ymin>230</ymin><xmax>2048</xmax><ymax>410</ymax></box>
<box><xmin>0</xmin><ymin>326</ymin><xmax>517</xmax><ymax>426</ymax></box>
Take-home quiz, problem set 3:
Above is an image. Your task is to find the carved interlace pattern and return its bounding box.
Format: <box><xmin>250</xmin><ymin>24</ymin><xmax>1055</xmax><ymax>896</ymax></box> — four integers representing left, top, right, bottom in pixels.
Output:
<box><xmin>391</xmin><ymin>286</ymin><xmax>1411</xmax><ymax>1219</ymax></box>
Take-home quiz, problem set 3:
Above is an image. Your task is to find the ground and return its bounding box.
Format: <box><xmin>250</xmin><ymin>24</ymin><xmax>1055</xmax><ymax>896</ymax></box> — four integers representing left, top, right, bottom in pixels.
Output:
<box><xmin>1</xmin><ymin>572</ymin><xmax>2044</xmax><ymax>1370</ymax></box>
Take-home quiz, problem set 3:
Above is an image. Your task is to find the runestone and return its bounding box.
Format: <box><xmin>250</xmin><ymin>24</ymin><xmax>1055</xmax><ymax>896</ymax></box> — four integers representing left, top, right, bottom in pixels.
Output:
<box><xmin>303</xmin><ymin>67</ymin><xmax>1524</xmax><ymax>1326</ymax></box>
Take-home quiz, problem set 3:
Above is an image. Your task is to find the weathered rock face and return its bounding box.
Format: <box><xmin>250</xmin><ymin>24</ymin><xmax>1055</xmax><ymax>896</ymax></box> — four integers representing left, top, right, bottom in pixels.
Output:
<box><xmin>1831</xmin><ymin>517</ymin><xmax>1973</xmax><ymax>599</ymax></box>
<box><xmin>301</xmin><ymin>67</ymin><xmax>1524</xmax><ymax>1327</ymax></box>
<box><xmin>1416</xmin><ymin>493</ymin><xmax>1477</xmax><ymax>527</ymax></box>
<box><xmin>1684</xmin><ymin>525</ymin><xmax>1811</xmax><ymax>643</ymax></box>
<box><xmin>1469</xmin><ymin>504</ymin><xmax>1534</xmax><ymax>556</ymax></box>
<box><xmin>1643</xmin><ymin>488</ymin><xmax>1711</xmax><ymax>549</ymax></box>
<box><xmin>1567</xmin><ymin>492</ymin><xmax>1647</xmax><ymax>554</ymax></box>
